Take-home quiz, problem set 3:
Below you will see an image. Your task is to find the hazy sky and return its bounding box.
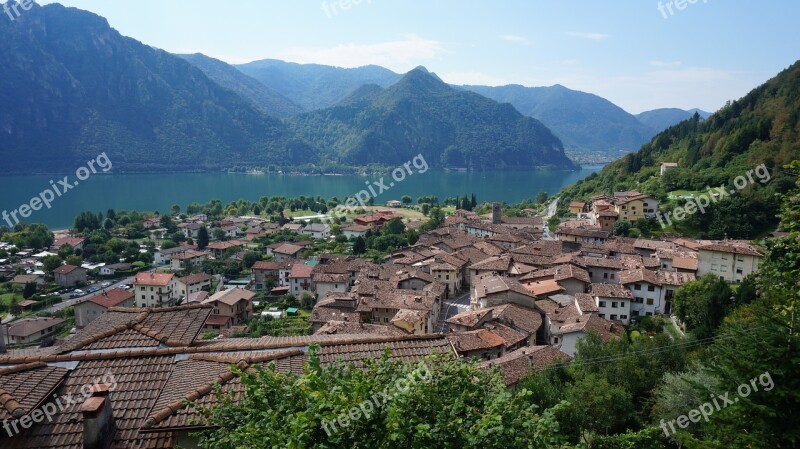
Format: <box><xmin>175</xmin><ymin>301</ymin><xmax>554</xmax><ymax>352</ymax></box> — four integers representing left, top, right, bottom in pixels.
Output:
<box><xmin>37</xmin><ymin>0</ymin><xmax>800</xmax><ymax>113</ymax></box>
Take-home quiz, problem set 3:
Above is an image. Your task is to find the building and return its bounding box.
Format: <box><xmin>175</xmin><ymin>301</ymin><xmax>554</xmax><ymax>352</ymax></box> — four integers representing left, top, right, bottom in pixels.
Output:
<box><xmin>3</xmin><ymin>317</ymin><xmax>64</xmax><ymax>345</ymax></box>
<box><xmin>203</xmin><ymin>288</ymin><xmax>255</xmax><ymax>330</ymax></box>
<box><xmin>289</xmin><ymin>263</ymin><xmax>315</xmax><ymax>296</ymax></box>
<box><xmin>134</xmin><ymin>272</ymin><xmax>177</xmax><ymax>308</ymax></box>
<box><xmin>252</xmin><ymin>261</ymin><xmax>280</xmax><ymax>290</ymax></box>
<box><xmin>697</xmin><ymin>241</ymin><xmax>763</xmax><ymax>283</ymax></box>
<box><xmin>207</xmin><ymin>241</ymin><xmax>246</xmax><ymax>259</ymax></box>
<box><xmin>175</xmin><ymin>273</ymin><xmax>212</xmax><ymax>299</ymax></box>
<box><xmin>272</xmin><ymin>243</ymin><xmax>305</xmax><ymax>261</ymax></box>
<box><xmin>99</xmin><ymin>263</ymin><xmax>134</xmax><ymax>276</ymax></box>
<box><xmin>386</xmin><ymin>200</ymin><xmax>402</xmax><ymax>207</ymax></box>
<box><xmin>569</xmin><ymin>202</ymin><xmax>586</xmax><ymax>215</ymax></box>
<box><xmin>342</xmin><ymin>224</ymin><xmax>371</xmax><ymax>239</ymax></box>
<box><xmin>169</xmin><ymin>250</ymin><xmax>208</xmax><ymax>271</ymax></box>
<box><xmin>52</xmin><ymin>236</ymin><xmax>85</xmax><ymax>250</ymax></box>
<box><xmin>660</xmin><ymin>162</ymin><xmax>679</xmax><ymax>176</ymax></box>
<box><xmin>619</xmin><ymin>268</ymin><xmax>663</xmax><ymax>317</ymax></box>
<box><xmin>74</xmin><ymin>289</ymin><xmax>135</xmax><ymax>328</ymax></box>
<box><xmin>53</xmin><ymin>265</ymin><xmax>88</xmax><ymax>287</ymax></box>
<box><xmin>301</xmin><ymin>223</ymin><xmax>331</xmax><ymax>239</ymax></box>
<box><xmin>590</xmin><ymin>283</ymin><xmax>633</xmax><ymax>325</ymax></box>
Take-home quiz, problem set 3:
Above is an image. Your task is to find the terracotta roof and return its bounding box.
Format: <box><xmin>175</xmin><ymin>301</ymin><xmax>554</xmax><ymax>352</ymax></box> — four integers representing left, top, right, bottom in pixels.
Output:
<box><xmin>0</xmin><ymin>363</ymin><xmax>69</xmax><ymax>421</ymax></box>
<box><xmin>699</xmin><ymin>242</ymin><xmax>764</xmax><ymax>257</ymax></box>
<box><xmin>6</xmin><ymin>317</ymin><xmax>64</xmax><ymax>338</ymax></box>
<box><xmin>134</xmin><ymin>272</ymin><xmax>175</xmax><ymax>287</ymax></box>
<box><xmin>446</xmin><ymin>308</ymin><xmax>492</xmax><ymax>328</ymax></box>
<box><xmin>589</xmin><ymin>283</ymin><xmax>634</xmax><ymax>299</ymax></box>
<box><xmin>177</xmin><ymin>273</ymin><xmax>212</xmax><ymax>285</ymax></box>
<box><xmin>273</xmin><ymin>243</ymin><xmax>304</xmax><ymax>255</ymax></box>
<box><xmin>53</xmin><ymin>264</ymin><xmax>81</xmax><ymax>275</ymax></box>
<box><xmin>252</xmin><ymin>261</ymin><xmax>279</xmax><ymax>270</ymax></box>
<box><xmin>85</xmin><ymin>289</ymin><xmax>135</xmax><ymax>309</ymax></box>
<box><xmin>480</xmin><ymin>346</ymin><xmax>571</xmax><ymax>385</ymax></box>
<box><xmin>490</xmin><ymin>304</ymin><xmax>543</xmax><ymax>335</ymax></box>
<box><xmin>447</xmin><ymin>329</ymin><xmax>506</xmax><ymax>353</ymax></box>
<box><xmin>289</xmin><ymin>263</ymin><xmax>314</xmax><ymax>279</ymax></box>
<box><xmin>558</xmin><ymin>314</ymin><xmax>624</xmax><ymax>342</ymax></box>
<box><xmin>619</xmin><ymin>268</ymin><xmax>662</xmax><ymax>286</ymax></box>
<box><xmin>657</xmin><ymin>270</ymin><xmax>697</xmax><ymax>286</ymax></box>
<box><xmin>574</xmin><ymin>293</ymin><xmax>599</xmax><ymax>313</ymax></box>
<box><xmin>205</xmin><ymin>288</ymin><xmax>255</xmax><ymax>307</ymax></box>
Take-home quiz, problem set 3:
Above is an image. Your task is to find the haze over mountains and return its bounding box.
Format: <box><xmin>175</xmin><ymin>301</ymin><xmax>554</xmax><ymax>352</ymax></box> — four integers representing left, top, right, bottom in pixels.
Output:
<box><xmin>0</xmin><ymin>3</ymin><xmax>710</xmax><ymax>174</ymax></box>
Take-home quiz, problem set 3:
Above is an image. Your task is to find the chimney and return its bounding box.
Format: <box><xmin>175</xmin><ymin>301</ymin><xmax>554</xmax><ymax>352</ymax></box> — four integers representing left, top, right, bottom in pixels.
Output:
<box><xmin>80</xmin><ymin>384</ymin><xmax>115</xmax><ymax>449</ymax></box>
<box><xmin>0</xmin><ymin>324</ymin><xmax>6</xmax><ymax>354</ymax></box>
<box><xmin>492</xmin><ymin>202</ymin><xmax>502</xmax><ymax>225</ymax></box>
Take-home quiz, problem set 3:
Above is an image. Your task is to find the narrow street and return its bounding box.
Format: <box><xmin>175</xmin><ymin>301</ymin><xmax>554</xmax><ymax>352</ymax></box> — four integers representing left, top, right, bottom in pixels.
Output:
<box><xmin>437</xmin><ymin>290</ymin><xmax>471</xmax><ymax>333</ymax></box>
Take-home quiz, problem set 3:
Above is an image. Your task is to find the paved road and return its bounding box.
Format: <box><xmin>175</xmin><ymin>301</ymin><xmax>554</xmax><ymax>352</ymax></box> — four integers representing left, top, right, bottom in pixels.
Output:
<box><xmin>542</xmin><ymin>197</ymin><xmax>559</xmax><ymax>240</ymax></box>
<box><xmin>46</xmin><ymin>275</ymin><xmax>137</xmax><ymax>313</ymax></box>
<box><xmin>437</xmin><ymin>291</ymin><xmax>471</xmax><ymax>333</ymax></box>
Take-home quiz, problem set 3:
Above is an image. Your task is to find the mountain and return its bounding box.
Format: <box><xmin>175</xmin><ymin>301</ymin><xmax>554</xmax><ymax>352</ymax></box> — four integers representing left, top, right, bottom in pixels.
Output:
<box><xmin>0</xmin><ymin>3</ymin><xmax>315</xmax><ymax>173</ymax></box>
<box><xmin>177</xmin><ymin>53</ymin><xmax>303</xmax><ymax>118</ymax></box>
<box><xmin>463</xmin><ymin>84</ymin><xmax>656</xmax><ymax>156</ymax></box>
<box><xmin>558</xmin><ymin>61</ymin><xmax>800</xmax><ymax>238</ymax></box>
<box><xmin>288</xmin><ymin>67</ymin><xmax>577</xmax><ymax>169</ymax></box>
<box><xmin>636</xmin><ymin>108</ymin><xmax>712</xmax><ymax>133</ymax></box>
<box><xmin>236</xmin><ymin>59</ymin><xmax>402</xmax><ymax>111</ymax></box>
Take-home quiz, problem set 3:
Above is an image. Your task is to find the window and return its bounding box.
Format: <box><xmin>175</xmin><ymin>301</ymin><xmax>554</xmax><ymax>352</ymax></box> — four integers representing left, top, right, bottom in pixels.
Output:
<box><xmin>612</xmin><ymin>302</ymin><xmax>618</xmax><ymax>308</ymax></box>
<box><xmin>610</xmin><ymin>273</ymin><xmax>615</xmax><ymax>280</ymax></box>
<box><xmin>648</xmin><ymin>285</ymin><xmax>655</xmax><ymax>292</ymax></box>
<box><xmin>604</xmin><ymin>273</ymin><xmax>608</xmax><ymax>279</ymax></box>
<box><xmin>646</xmin><ymin>298</ymin><xmax>654</xmax><ymax>305</ymax></box>
<box><xmin>712</xmin><ymin>264</ymin><xmax>718</xmax><ymax>271</ymax></box>
<box><xmin>634</xmin><ymin>284</ymin><xmax>642</xmax><ymax>290</ymax></box>
<box><xmin>599</xmin><ymin>301</ymin><xmax>606</xmax><ymax>307</ymax></box>
<box><xmin>610</xmin><ymin>314</ymin><xmax>618</xmax><ymax>320</ymax></box>
<box><xmin>736</xmin><ymin>268</ymin><xmax>743</xmax><ymax>274</ymax></box>
<box><xmin>620</xmin><ymin>315</ymin><xmax>628</xmax><ymax>320</ymax></box>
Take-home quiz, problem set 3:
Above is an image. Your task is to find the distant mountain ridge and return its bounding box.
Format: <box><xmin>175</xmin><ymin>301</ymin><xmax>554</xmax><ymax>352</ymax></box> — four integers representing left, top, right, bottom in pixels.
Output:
<box><xmin>463</xmin><ymin>84</ymin><xmax>657</xmax><ymax>155</ymax></box>
<box><xmin>635</xmin><ymin>107</ymin><xmax>712</xmax><ymax>132</ymax></box>
<box><xmin>289</xmin><ymin>68</ymin><xmax>577</xmax><ymax>169</ymax></box>
<box><xmin>176</xmin><ymin>53</ymin><xmax>303</xmax><ymax>118</ymax></box>
<box><xmin>236</xmin><ymin>59</ymin><xmax>402</xmax><ymax>111</ymax></box>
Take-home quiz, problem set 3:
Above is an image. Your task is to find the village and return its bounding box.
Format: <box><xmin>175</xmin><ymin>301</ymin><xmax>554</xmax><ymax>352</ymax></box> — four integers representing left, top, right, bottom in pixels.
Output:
<box><xmin>0</xmin><ymin>191</ymin><xmax>767</xmax><ymax>447</ymax></box>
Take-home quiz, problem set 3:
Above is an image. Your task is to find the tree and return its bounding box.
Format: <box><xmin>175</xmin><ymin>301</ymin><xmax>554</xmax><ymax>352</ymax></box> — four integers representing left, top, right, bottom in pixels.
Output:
<box><xmin>421</xmin><ymin>203</ymin><xmax>431</xmax><ymax>215</ymax></box>
<box><xmin>42</xmin><ymin>255</ymin><xmax>64</xmax><ymax>274</ymax></box>
<box><xmin>66</xmin><ymin>255</ymin><xmax>83</xmax><ymax>267</ymax></box>
<box><xmin>242</xmin><ymin>252</ymin><xmax>262</xmax><ymax>269</ymax></box>
<box><xmin>352</xmin><ymin>236</ymin><xmax>366</xmax><ymax>255</ymax></box>
<box><xmin>212</xmin><ymin>228</ymin><xmax>227</xmax><ymax>242</ymax></box>
<box><xmin>197</xmin><ymin>225</ymin><xmax>209</xmax><ymax>249</ymax></box>
<box><xmin>401</xmin><ymin>195</ymin><xmax>412</xmax><ymax>205</ymax></box>
<box><xmin>170</xmin><ymin>204</ymin><xmax>181</xmax><ymax>216</ymax></box>
<box><xmin>547</xmin><ymin>216</ymin><xmax>561</xmax><ymax>233</ymax></box>
<box><xmin>22</xmin><ymin>282</ymin><xmax>37</xmax><ymax>299</ymax></box>
<box><xmin>195</xmin><ymin>349</ymin><xmax>565</xmax><ymax>449</ymax></box>
<box><xmin>613</xmin><ymin>220</ymin><xmax>631</xmax><ymax>236</ymax></box>
<box><xmin>253</xmin><ymin>204</ymin><xmax>261</xmax><ymax>216</ymax></box>
<box><xmin>383</xmin><ymin>217</ymin><xmax>405</xmax><ymax>235</ymax></box>
<box><xmin>299</xmin><ymin>291</ymin><xmax>315</xmax><ymax>310</ymax></box>
<box><xmin>672</xmin><ymin>275</ymin><xmax>733</xmax><ymax>339</ymax></box>
<box><xmin>536</xmin><ymin>191</ymin><xmax>549</xmax><ymax>204</ymax></box>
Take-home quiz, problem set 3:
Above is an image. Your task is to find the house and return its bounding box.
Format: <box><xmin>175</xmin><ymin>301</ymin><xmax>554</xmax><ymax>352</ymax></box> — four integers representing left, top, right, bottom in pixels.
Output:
<box><xmin>74</xmin><ymin>289</ymin><xmax>135</xmax><ymax>328</ymax></box>
<box><xmin>53</xmin><ymin>265</ymin><xmax>88</xmax><ymax>287</ymax></box>
<box><xmin>252</xmin><ymin>261</ymin><xmax>280</xmax><ymax>290</ymax></box>
<box><xmin>272</xmin><ymin>243</ymin><xmax>305</xmax><ymax>261</ymax></box>
<box><xmin>289</xmin><ymin>263</ymin><xmax>315</xmax><ymax>296</ymax></box>
<box><xmin>660</xmin><ymin>162</ymin><xmax>679</xmax><ymax>176</ymax></box>
<box><xmin>569</xmin><ymin>202</ymin><xmax>586</xmax><ymax>215</ymax></box>
<box><xmin>612</xmin><ymin>191</ymin><xmax>659</xmax><ymax>221</ymax></box>
<box><xmin>557</xmin><ymin>314</ymin><xmax>624</xmax><ymax>356</ymax></box>
<box><xmin>386</xmin><ymin>200</ymin><xmax>402</xmax><ymax>207</ymax></box>
<box><xmin>3</xmin><ymin>317</ymin><xmax>64</xmax><ymax>345</ymax></box>
<box><xmin>178</xmin><ymin>222</ymin><xmax>204</xmax><ymax>239</ymax></box>
<box><xmin>170</xmin><ymin>250</ymin><xmax>208</xmax><ymax>271</ymax></box>
<box><xmin>282</xmin><ymin>223</ymin><xmax>304</xmax><ymax>233</ymax></box>
<box><xmin>555</xmin><ymin>226</ymin><xmax>612</xmax><ymax>244</ymax></box>
<box><xmin>99</xmin><ymin>263</ymin><xmax>134</xmax><ymax>276</ymax></box>
<box><xmin>311</xmin><ymin>272</ymin><xmax>349</xmax><ymax>299</ymax></box>
<box><xmin>470</xmin><ymin>274</ymin><xmax>540</xmax><ymax>310</ymax></box>
<box><xmin>657</xmin><ymin>270</ymin><xmax>696</xmax><ymax>315</ymax></box>
<box><xmin>342</xmin><ymin>224</ymin><xmax>371</xmax><ymax>239</ymax></box>
<box><xmin>301</xmin><ymin>223</ymin><xmax>331</xmax><ymax>239</ymax></box>
<box><xmin>51</xmin><ymin>236</ymin><xmax>85</xmax><ymax>250</ymax></box>
<box><xmin>207</xmin><ymin>241</ymin><xmax>246</xmax><ymax>259</ymax></box>
<box><xmin>590</xmin><ymin>283</ymin><xmax>633</xmax><ymax>325</ymax></box>
<box><xmin>10</xmin><ymin>274</ymin><xmax>44</xmax><ymax>286</ymax></box>
<box><xmin>134</xmin><ymin>272</ymin><xmax>177</xmax><ymax>308</ymax></box>
<box><xmin>203</xmin><ymin>288</ymin><xmax>255</xmax><ymax>330</ymax></box>
<box><xmin>521</xmin><ymin>264</ymin><xmax>591</xmax><ymax>295</ymax></box>
<box><xmin>154</xmin><ymin>246</ymin><xmax>198</xmax><ymax>266</ymax></box>
<box><xmin>175</xmin><ymin>273</ymin><xmax>212</xmax><ymax>299</ymax></box>
<box><xmin>620</xmin><ymin>268</ymin><xmax>664</xmax><ymax>317</ymax></box>
<box><xmin>480</xmin><ymin>345</ymin><xmax>571</xmax><ymax>386</ymax></box>
<box><xmin>697</xmin><ymin>241</ymin><xmax>763</xmax><ymax>283</ymax></box>
<box><xmin>353</xmin><ymin>210</ymin><xmax>400</xmax><ymax>229</ymax></box>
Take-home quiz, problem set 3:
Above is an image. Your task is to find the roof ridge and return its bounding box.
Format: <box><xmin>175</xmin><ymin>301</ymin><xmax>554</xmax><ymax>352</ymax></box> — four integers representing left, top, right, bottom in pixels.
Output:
<box><xmin>0</xmin><ymin>361</ymin><xmax>46</xmax><ymax>376</ymax></box>
<box><xmin>110</xmin><ymin>303</ymin><xmax>213</xmax><ymax>313</ymax></box>
<box><xmin>0</xmin><ymin>387</ymin><xmax>25</xmax><ymax>418</ymax></box>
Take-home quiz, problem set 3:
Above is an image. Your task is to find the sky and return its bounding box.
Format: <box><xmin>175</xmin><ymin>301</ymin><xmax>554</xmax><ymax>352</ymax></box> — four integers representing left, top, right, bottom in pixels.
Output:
<box><xmin>36</xmin><ymin>0</ymin><xmax>800</xmax><ymax>113</ymax></box>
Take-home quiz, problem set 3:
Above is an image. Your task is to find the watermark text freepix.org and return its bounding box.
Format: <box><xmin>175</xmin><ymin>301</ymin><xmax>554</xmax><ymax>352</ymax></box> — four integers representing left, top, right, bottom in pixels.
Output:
<box><xmin>331</xmin><ymin>153</ymin><xmax>428</xmax><ymax>218</ymax></box>
<box><xmin>660</xmin><ymin>371</ymin><xmax>774</xmax><ymax>437</ymax></box>
<box><xmin>657</xmin><ymin>163</ymin><xmax>770</xmax><ymax>228</ymax></box>
<box><xmin>322</xmin><ymin>0</ymin><xmax>371</xmax><ymax>19</ymax></box>
<box><xmin>321</xmin><ymin>363</ymin><xmax>431</xmax><ymax>437</ymax></box>
<box><xmin>658</xmin><ymin>0</ymin><xmax>708</xmax><ymax>19</ymax></box>
<box><xmin>3</xmin><ymin>370</ymin><xmax>117</xmax><ymax>437</ymax></box>
<box><xmin>2</xmin><ymin>152</ymin><xmax>112</xmax><ymax>228</ymax></box>
<box><xmin>3</xmin><ymin>0</ymin><xmax>34</xmax><ymax>22</ymax></box>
